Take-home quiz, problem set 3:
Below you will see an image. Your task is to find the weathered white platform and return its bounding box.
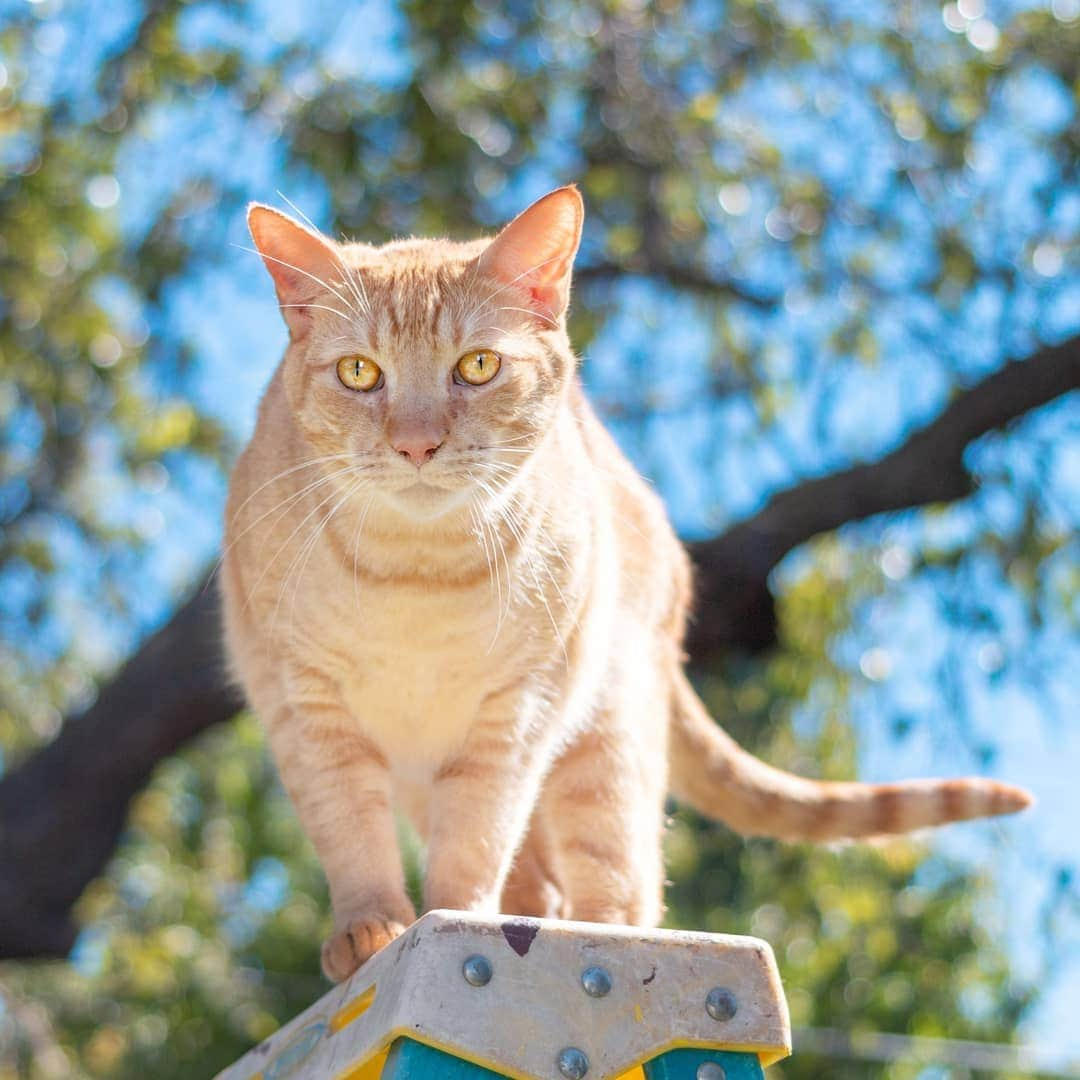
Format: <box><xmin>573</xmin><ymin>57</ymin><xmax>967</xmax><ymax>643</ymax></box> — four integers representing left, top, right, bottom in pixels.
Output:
<box><xmin>217</xmin><ymin>910</ymin><xmax>790</xmax><ymax>1080</ymax></box>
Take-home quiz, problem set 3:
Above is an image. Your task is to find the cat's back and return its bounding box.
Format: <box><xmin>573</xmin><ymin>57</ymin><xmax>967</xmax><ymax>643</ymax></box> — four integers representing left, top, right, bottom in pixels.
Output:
<box><xmin>568</xmin><ymin>381</ymin><xmax>691</xmax><ymax>635</ymax></box>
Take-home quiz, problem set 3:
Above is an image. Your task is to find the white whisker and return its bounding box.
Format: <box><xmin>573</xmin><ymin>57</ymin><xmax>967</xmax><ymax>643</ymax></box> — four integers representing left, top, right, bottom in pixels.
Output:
<box><xmin>240</xmin><ymin>466</ymin><xmax>367</xmax><ymax>620</ymax></box>
<box><xmin>233</xmin><ymin>243</ymin><xmax>362</xmax><ymax>322</ymax></box>
<box><xmin>213</xmin><ymin>465</ymin><xmax>357</xmax><ymax>584</ymax></box>
<box><xmin>229</xmin><ymin>453</ymin><xmax>357</xmax><ymax>523</ymax></box>
<box><xmin>270</xmin><ymin>189</ymin><xmax>372</xmax><ymax>317</ymax></box>
<box><xmin>277</xmin><ymin>302</ymin><xmax>364</xmax><ymax>328</ymax></box>
<box><xmin>463</xmin><ymin>253</ymin><xmax>564</xmax><ymax>326</ymax></box>
<box><xmin>277</xmin><ymin>473</ymin><xmax>368</xmax><ymax>639</ymax></box>
<box><xmin>489</xmin><ymin>305</ymin><xmax>559</xmax><ymax>328</ymax></box>
<box><xmin>350</xmin><ymin>492</ymin><xmax>377</xmax><ymax>614</ymax></box>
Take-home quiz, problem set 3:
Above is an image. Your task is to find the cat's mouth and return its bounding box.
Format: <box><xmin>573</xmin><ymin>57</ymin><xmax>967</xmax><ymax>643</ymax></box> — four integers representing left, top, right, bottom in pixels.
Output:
<box><xmin>382</xmin><ymin>476</ymin><xmax>473</xmax><ymax>521</ymax></box>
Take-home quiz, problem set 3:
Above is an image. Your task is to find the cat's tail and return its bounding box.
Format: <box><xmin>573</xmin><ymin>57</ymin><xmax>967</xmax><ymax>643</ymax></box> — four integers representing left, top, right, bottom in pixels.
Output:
<box><xmin>667</xmin><ymin>669</ymin><xmax>1032</xmax><ymax>841</ymax></box>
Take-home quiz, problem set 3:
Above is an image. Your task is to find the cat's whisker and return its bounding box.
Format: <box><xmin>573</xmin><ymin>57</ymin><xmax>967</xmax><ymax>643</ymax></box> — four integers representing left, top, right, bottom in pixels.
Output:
<box><xmin>470</xmin><ymin>460</ymin><xmax>517</xmax><ymax>478</ymax></box>
<box><xmin>275</xmin><ymin>190</ymin><xmax>323</xmax><ymax>236</ymax></box>
<box><xmin>341</xmin><ymin>263</ymin><xmax>373</xmax><ymax>319</ymax></box>
<box><xmin>240</xmin><ymin>466</ymin><xmax>370</xmax><ymax>621</ymax></box>
<box><xmin>212</xmin><ymin>465</ymin><xmax>358</xmax><ymax>584</ymax></box>
<box><xmin>464</xmin><ymin>253</ymin><xmax>564</xmax><ymax>326</ymax></box>
<box><xmin>350</xmin><ymin>491</ymin><xmax>378</xmax><ymax>615</ymax></box>
<box><xmin>466</xmin><ymin>500</ymin><xmax>497</xmax><ymax>616</ymax></box>
<box><xmin>470</xmin><ymin>465</ymin><xmax>519</xmax><ymax>500</ymax></box>
<box><xmin>229</xmin><ymin>453</ymin><xmax>357</xmax><ymax>523</ymax></box>
<box><xmin>233</xmin><ymin>244</ymin><xmax>365</xmax><ymax>322</ymax></box>
<box><xmin>488</xmin><ymin>305</ymin><xmax>560</xmax><ymax>329</ymax></box>
<box><xmin>497</xmin><ymin>489</ymin><xmax>572</xmax><ymax>663</ymax></box>
<box><xmin>468</xmin><ymin>476</ymin><xmax>517</xmax><ymax>648</ymax></box>
<box><xmin>275</xmin><ymin>469</ymin><xmax>373</xmax><ymax>634</ymax></box>
<box><xmin>331</xmin><ymin>253</ymin><xmax>372</xmax><ymax>320</ymax></box>
<box><xmin>272</xmin><ymin>191</ymin><xmax>373</xmax><ymax>318</ymax></box>
<box><xmin>279</xmin><ymin>472</ymin><xmax>370</xmax><ymax>639</ymax></box>
<box><xmin>278</xmin><ymin>302</ymin><xmax>364</xmax><ymax>329</ymax></box>
<box><xmin>474</xmin><ymin>502</ymin><xmax>506</xmax><ymax>651</ymax></box>
<box><xmin>488</xmin><ymin>480</ymin><xmax>571</xmax><ymax>623</ymax></box>
<box><xmin>472</xmin><ymin>477</ymin><xmax>519</xmax><ymax>638</ymax></box>
<box><xmin>323</xmin><ymin>331</ymin><xmax>368</xmax><ymax>351</ymax></box>
<box><xmin>478</xmin><ymin>432</ymin><xmax>537</xmax><ymax>448</ymax></box>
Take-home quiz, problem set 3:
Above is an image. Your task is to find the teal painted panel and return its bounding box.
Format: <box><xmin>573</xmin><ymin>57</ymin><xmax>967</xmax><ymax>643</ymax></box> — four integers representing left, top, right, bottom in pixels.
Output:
<box><xmin>643</xmin><ymin>1047</ymin><xmax>765</xmax><ymax>1080</ymax></box>
<box><xmin>381</xmin><ymin>1037</ymin><xmax>509</xmax><ymax>1079</ymax></box>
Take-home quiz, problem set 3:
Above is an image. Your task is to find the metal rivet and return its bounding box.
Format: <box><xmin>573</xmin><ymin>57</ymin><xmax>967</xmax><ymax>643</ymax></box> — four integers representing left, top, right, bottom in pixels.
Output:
<box><xmin>462</xmin><ymin>955</ymin><xmax>492</xmax><ymax>987</ymax></box>
<box><xmin>557</xmin><ymin>1047</ymin><xmax>590</xmax><ymax>1078</ymax></box>
<box><xmin>697</xmin><ymin>1063</ymin><xmax>727</xmax><ymax>1080</ymax></box>
<box><xmin>580</xmin><ymin>966</ymin><xmax>612</xmax><ymax>998</ymax></box>
<box><xmin>705</xmin><ymin>987</ymin><xmax>737</xmax><ymax>1021</ymax></box>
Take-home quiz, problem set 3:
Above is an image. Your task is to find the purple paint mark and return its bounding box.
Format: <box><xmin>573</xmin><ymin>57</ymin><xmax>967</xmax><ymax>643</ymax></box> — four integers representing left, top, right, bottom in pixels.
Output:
<box><xmin>501</xmin><ymin>920</ymin><xmax>539</xmax><ymax>957</ymax></box>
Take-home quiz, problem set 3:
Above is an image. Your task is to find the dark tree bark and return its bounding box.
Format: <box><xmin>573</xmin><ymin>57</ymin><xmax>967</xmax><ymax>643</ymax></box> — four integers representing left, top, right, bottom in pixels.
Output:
<box><xmin>0</xmin><ymin>587</ymin><xmax>244</xmax><ymax>959</ymax></box>
<box><xmin>1</xmin><ymin>334</ymin><xmax>1076</xmax><ymax>960</ymax></box>
<box><xmin>685</xmin><ymin>335</ymin><xmax>1080</xmax><ymax>657</ymax></box>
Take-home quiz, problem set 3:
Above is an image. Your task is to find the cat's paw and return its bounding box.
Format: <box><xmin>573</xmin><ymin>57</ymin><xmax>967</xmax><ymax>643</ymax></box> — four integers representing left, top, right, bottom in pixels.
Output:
<box><xmin>321</xmin><ymin>914</ymin><xmax>410</xmax><ymax>982</ymax></box>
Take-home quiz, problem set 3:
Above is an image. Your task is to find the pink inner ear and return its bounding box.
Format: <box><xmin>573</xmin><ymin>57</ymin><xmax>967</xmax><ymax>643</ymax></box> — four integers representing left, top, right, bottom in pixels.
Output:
<box><xmin>247</xmin><ymin>204</ymin><xmax>342</xmax><ymax>334</ymax></box>
<box><xmin>482</xmin><ymin>186</ymin><xmax>584</xmax><ymax>320</ymax></box>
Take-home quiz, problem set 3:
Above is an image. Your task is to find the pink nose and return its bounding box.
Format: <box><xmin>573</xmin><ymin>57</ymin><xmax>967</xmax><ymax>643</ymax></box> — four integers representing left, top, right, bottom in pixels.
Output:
<box><xmin>392</xmin><ymin>436</ymin><xmax>443</xmax><ymax>467</ymax></box>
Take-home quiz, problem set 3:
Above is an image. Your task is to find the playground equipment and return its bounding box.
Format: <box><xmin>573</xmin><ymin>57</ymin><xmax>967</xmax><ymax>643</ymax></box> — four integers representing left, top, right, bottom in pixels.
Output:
<box><xmin>217</xmin><ymin>911</ymin><xmax>791</xmax><ymax>1080</ymax></box>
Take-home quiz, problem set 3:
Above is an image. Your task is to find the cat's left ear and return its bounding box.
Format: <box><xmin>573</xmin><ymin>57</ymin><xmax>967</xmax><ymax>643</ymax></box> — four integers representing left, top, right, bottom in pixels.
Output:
<box><xmin>480</xmin><ymin>185</ymin><xmax>584</xmax><ymax>322</ymax></box>
<box><xmin>247</xmin><ymin>204</ymin><xmax>342</xmax><ymax>337</ymax></box>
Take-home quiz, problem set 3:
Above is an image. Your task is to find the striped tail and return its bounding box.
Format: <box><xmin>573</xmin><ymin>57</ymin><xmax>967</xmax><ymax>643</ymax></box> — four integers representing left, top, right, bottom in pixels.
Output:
<box><xmin>667</xmin><ymin>670</ymin><xmax>1032</xmax><ymax>841</ymax></box>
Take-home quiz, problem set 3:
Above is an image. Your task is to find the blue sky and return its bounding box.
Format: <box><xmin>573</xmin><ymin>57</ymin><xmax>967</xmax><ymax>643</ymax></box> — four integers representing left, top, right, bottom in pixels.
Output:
<box><xmin>3</xmin><ymin>0</ymin><xmax>1078</xmax><ymax>1069</ymax></box>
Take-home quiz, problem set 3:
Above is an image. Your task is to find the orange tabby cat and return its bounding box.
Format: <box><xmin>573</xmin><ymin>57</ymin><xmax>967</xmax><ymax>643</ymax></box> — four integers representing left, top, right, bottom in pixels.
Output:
<box><xmin>221</xmin><ymin>186</ymin><xmax>1031</xmax><ymax>982</ymax></box>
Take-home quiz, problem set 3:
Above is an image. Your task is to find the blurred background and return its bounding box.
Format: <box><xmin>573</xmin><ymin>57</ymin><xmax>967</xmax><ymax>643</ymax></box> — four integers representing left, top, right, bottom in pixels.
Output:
<box><xmin>0</xmin><ymin>0</ymin><xmax>1077</xmax><ymax>1076</ymax></box>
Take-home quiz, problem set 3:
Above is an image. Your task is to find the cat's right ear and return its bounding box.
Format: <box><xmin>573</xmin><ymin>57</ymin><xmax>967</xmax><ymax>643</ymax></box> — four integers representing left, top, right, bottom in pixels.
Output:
<box><xmin>247</xmin><ymin>204</ymin><xmax>342</xmax><ymax>337</ymax></box>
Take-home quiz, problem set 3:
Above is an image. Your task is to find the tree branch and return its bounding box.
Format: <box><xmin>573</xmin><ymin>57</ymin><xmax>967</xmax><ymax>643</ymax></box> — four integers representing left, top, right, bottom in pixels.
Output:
<box><xmin>1</xmin><ymin>334</ymin><xmax>1076</xmax><ymax>959</ymax></box>
<box><xmin>0</xmin><ymin>587</ymin><xmax>243</xmax><ymax>958</ymax></box>
<box><xmin>685</xmin><ymin>334</ymin><xmax>1080</xmax><ymax>657</ymax></box>
<box><xmin>576</xmin><ymin>259</ymin><xmax>779</xmax><ymax>309</ymax></box>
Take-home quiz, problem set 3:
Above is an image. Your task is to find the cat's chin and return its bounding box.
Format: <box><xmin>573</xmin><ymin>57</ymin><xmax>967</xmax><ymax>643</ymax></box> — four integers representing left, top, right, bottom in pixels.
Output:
<box><xmin>380</xmin><ymin>480</ymin><xmax>471</xmax><ymax>523</ymax></box>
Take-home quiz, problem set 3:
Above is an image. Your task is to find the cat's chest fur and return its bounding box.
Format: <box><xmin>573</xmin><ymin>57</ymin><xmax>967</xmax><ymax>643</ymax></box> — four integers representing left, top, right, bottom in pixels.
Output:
<box><xmin>284</xmin><ymin>529</ymin><xmax>572</xmax><ymax>766</ymax></box>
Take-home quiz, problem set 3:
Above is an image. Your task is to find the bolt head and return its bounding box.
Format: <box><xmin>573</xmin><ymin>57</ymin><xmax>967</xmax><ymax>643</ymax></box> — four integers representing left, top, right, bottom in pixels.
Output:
<box><xmin>557</xmin><ymin>1046</ymin><xmax>589</xmax><ymax>1078</ymax></box>
<box><xmin>705</xmin><ymin>986</ymin><xmax>737</xmax><ymax>1022</ymax></box>
<box><xmin>462</xmin><ymin>954</ymin><xmax>492</xmax><ymax>987</ymax></box>
<box><xmin>580</xmin><ymin>966</ymin><xmax>613</xmax><ymax>998</ymax></box>
<box><xmin>697</xmin><ymin>1063</ymin><xmax>726</xmax><ymax>1080</ymax></box>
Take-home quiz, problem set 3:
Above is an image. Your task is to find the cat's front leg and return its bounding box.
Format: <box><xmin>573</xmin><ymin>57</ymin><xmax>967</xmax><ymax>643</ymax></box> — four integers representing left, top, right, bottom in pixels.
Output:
<box><xmin>265</xmin><ymin>696</ymin><xmax>415</xmax><ymax>982</ymax></box>
<box><xmin>423</xmin><ymin>683</ymin><xmax>551</xmax><ymax>914</ymax></box>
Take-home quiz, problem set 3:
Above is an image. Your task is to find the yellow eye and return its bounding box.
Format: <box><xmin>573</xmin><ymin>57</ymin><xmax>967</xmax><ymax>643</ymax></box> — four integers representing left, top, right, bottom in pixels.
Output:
<box><xmin>336</xmin><ymin>355</ymin><xmax>383</xmax><ymax>392</ymax></box>
<box><xmin>455</xmin><ymin>349</ymin><xmax>502</xmax><ymax>386</ymax></box>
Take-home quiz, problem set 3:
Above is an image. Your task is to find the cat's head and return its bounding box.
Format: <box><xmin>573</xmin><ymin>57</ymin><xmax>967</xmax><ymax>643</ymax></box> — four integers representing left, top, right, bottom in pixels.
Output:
<box><xmin>247</xmin><ymin>187</ymin><xmax>583</xmax><ymax>522</ymax></box>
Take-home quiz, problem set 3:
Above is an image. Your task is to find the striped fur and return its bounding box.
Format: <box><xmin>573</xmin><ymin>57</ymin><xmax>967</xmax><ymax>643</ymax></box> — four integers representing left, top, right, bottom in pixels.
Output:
<box><xmin>668</xmin><ymin>669</ymin><xmax>1031</xmax><ymax>841</ymax></box>
<box><xmin>222</xmin><ymin>187</ymin><xmax>1031</xmax><ymax>983</ymax></box>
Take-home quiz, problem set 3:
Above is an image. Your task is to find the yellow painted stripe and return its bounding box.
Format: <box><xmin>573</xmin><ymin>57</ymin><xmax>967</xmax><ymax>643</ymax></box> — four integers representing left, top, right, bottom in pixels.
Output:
<box><xmin>329</xmin><ymin>985</ymin><xmax>377</xmax><ymax>1034</ymax></box>
<box><xmin>334</xmin><ymin>1045</ymin><xmax>389</xmax><ymax>1080</ymax></box>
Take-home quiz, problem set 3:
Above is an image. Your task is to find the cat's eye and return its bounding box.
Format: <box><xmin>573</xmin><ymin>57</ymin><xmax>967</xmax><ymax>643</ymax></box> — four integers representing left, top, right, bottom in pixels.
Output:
<box><xmin>455</xmin><ymin>349</ymin><xmax>501</xmax><ymax>386</ymax></box>
<box><xmin>337</xmin><ymin>355</ymin><xmax>383</xmax><ymax>392</ymax></box>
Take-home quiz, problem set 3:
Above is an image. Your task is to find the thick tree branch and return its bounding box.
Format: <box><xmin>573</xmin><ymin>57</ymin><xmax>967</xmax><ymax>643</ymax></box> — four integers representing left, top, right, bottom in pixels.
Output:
<box><xmin>0</xmin><ymin>587</ymin><xmax>243</xmax><ymax>959</ymax></box>
<box><xmin>685</xmin><ymin>334</ymin><xmax>1080</xmax><ymax>657</ymax></box>
<box><xmin>1</xmin><ymin>334</ymin><xmax>1076</xmax><ymax>959</ymax></box>
<box><xmin>576</xmin><ymin>259</ymin><xmax>779</xmax><ymax>309</ymax></box>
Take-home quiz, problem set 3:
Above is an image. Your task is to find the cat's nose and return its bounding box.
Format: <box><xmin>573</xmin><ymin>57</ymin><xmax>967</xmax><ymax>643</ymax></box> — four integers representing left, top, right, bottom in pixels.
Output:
<box><xmin>392</xmin><ymin>435</ymin><xmax>443</xmax><ymax>467</ymax></box>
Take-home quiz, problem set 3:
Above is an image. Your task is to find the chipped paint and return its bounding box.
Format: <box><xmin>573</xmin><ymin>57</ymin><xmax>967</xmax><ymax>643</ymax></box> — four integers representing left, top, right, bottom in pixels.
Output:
<box><xmin>501</xmin><ymin>920</ymin><xmax>540</xmax><ymax>957</ymax></box>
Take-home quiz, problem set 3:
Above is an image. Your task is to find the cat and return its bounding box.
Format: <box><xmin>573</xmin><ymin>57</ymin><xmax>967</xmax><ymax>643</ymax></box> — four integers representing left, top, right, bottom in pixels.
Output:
<box><xmin>221</xmin><ymin>185</ymin><xmax>1032</xmax><ymax>983</ymax></box>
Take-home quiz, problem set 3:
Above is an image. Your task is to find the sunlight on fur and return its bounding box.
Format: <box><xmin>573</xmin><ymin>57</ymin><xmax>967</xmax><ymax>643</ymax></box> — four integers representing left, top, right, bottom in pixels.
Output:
<box><xmin>221</xmin><ymin>186</ymin><xmax>1032</xmax><ymax>984</ymax></box>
